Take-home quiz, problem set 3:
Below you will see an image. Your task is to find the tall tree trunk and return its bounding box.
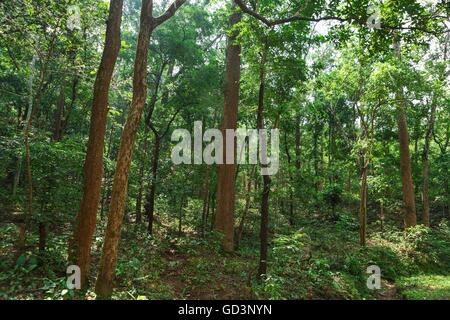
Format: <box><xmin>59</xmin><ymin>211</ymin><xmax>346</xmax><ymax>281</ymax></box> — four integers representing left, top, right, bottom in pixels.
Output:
<box><xmin>146</xmin><ymin>137</ymin><xmax>161</xmax><ymax>235</ymax></box>
<box><xmin>214</xmin><ymin>8</ymin><xmax>241</xmax><ymax>252</ymax></box>
<box><xmin>394</xmin><ymin>38</ymin><xmax>417</xmax><ymax>229</ymax></box>
<box><xmin>38</xmin><ymin>222</ymin><xmax>46</xmax><ymax>252</ymax></box>
<box><xmin>201</xmin><ymin>165</ymin><xmax>211</xmax><ymax>238</ymax></box>
<box><xmin>236</xmin><ymin>166</ymin><xmax>254</xmax><ymax>249</ymax></box>
<box><xmin>256</xmin><ymin>46</ymin><xmax>271</xmax><ymax>277</ymax></box>
<box><xmin>359</xmin><ymin>157</ymin><xmax>368</xmax><ymax>246</ymax></box>
<box><xmin>135</xmin><ymin>160</ymin><xmax>145</xmax><ymax>224</ymax></box>
<box><xmin>52</xmin><ymin>82</ymin><xmax>65</xmax><ymax>142</ymax></box>
<box><xmin>295</xmin><ymin>115</ymin><xmax>302</xmax><ymax>170</ymax></box>
<box><xmin>422</xmin><ymin>102</ymin><xmax>436</xmax><ymax>227</ymax></box>
<box><xmin>62</xmin><ymin>75</ymin><xmax>79</xmax><ymax>135</ymax></box>
<box><xmin>284</xmin><ymin>131</ymin><xmax>295</xmax><ymax>225</ymax></box>
<box><xmin>20</xmin><ymin>56</ymin><xmax>36</xmax><ymax>252</ymax></box>
<box><xmin>380</xmin><ymin>201</ymin><xmax>384</xmax><ymax>234</ymax></box>
<box><xmin>135</xmin><ymin>134</ymin><xmax>149</xmax><ymax>224</ymax></box>
<box><xmin>95</xmin><ymin>0</ymin><xmax>153</xmax><ymax>298</ymax></box>
<box><xmin>68</xmin><ymin>0</ymin><xmax>123</xmax><ymax>290</ymax></box>
<box><xmin>95</xmin><ymin>0</ymin><xmax>185</xmax><ymax>299</ymax></box>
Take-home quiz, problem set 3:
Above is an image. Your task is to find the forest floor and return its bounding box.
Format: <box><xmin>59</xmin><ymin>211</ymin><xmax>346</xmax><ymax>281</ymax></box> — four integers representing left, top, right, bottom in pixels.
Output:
<box><xmin>0</xmin><ymin>214</ymin><xmax>449</xmax><ymax>300</ymax></box>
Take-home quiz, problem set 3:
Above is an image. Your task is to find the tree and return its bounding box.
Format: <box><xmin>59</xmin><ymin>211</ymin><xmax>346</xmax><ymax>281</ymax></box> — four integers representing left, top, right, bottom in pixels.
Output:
<box><xmin>95</xmin><ymin>0</ymin><xmax>186</xmax><ymax>299</ymax></box>
<box><xmin>214</xmin><ymin>4</ymin><xmax>241</xmax><ymax>253</ymax></box>
<box><xmin>394</xmin><ymin>37</ymin><xmax>417</xmax><ymax>229</ymax></box>
<box><xmin>69</xmin><ymin>0</ymin><xmax>124</xmax><ymax>289</ymax></box>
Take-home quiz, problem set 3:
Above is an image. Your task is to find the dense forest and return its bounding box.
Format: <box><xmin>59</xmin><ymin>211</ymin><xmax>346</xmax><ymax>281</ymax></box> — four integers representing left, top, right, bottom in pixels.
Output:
<box><xmin>0</xmin><ymin>0</ymin><xmax>449</xmax><ymax>301</ymax></box>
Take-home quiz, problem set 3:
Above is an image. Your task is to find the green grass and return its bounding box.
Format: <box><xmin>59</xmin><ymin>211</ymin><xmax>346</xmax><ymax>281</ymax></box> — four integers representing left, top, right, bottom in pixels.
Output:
<box><xmin>397</xmin><ymin>275</ymin><xmax>450</xmax><ymax>300</ymax></box>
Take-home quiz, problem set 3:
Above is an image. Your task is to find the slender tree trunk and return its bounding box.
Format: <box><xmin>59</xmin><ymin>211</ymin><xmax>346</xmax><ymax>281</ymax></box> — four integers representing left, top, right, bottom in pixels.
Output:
<box><xmin>236</xmin><ymin>166</ymin><xmax>254</xmax><ymax>249</ymax></box>
<box><xmin>201</xmin><ymin>165</ymin><xmax>211</xmax><ymax>238</ymax></box>
<box><xmin>284</xmin><ymin>131</ymin><xmax>295</xmax><ymax>225</ymax></box>
<box><xmin>295</xmin><ymin>115</ymin><xmax>302</xmax><ymax>170</ymax></box>
<box><xmin>135</xmin><ymin>134</ymin><xmax>148</xmax><ymax>224</ymax></box>
<box><xmin>52</xmin><ymin>82</ymin><xmax>65</xmax><ymax>141</ymax></box>
<box><xmin>135</xmin><ymin>165</ymin><xmax>144</xmax><ymax>224</ymax></box>
<box><xmin>68</xmin><ymin>0</ymin><xmax>123</xmax><ymax>290</ymax></box>
<box><xmin>95</xmin><ymin>0</ymin><xmax>185</xmax><ymax>298</ymax></box>
<box><xmin>146</xmin><ymin>137</ymin><xmax>161</xmax><ymax>235</ymax></box>
<box><xmin>422</xmin><ymin>103</ymin><xmax>436</xmax><ymax>227</ymax></box>
<box><xmin>19</xmin><ymin>56</ymin><xmax>36</xmax><ymax>252</ymax></box>
<box><xmin>256</xmin><ymin>46</ymin><xmax>271</xmax><ymax>277</ymax></box>
<box><xmin>214</xmin><ymin>8</ymin><xmax>241</xmax><ymax>252</ymax></box>
<box><xmin>210</xmin><ymin>190</ymin><xmax>216</xmax><ymax>232</ymax></box>
<box><xmin>38</xmin><ymin>223</ymin><xmax>46</xmax><ymax>252</ymax></box>
<box><xmin>380</xmin><ymin>201</ymin><xmax>384</xmax><ymax>234</ymax></box>
<box><xmin>359</xmin><ymin>158</ymin><xmax>368</xmax><ymax>246</ymax></box>
<box><xmin>178</xmin><ymin>198</ymin><xmax>184</xmax><ymax>237</ymax></box>
<box><xmin>95</xmin><ymin>0</ymin><xmax>153</xmax><ymax>298</ymax></box>
<box><xmin>62</xmin><ymin>76</ymin><xmax>79</xmax><ymax>135</ymax></box>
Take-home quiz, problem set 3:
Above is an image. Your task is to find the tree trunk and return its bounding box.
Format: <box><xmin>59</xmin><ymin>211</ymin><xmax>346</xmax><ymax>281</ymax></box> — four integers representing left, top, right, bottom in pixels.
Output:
<box><xmin>52</xmin><ymin>82</ymin><xmax>65</xmax><ymax>142</ymax></box>
<box><xmin>20</xmin><ymin>56</ymin><xmax>36</xmax><ymax>252</ymax></box>
<box><xmin>38</xmin><ymin>223</ymin><xmax>47</xmax><ymax>252</ymax></box>
<box><xmin>135</xmin><ymin>135</ymin><xmax>148</xmax><ymax>224</ymax></box>
<box><xmin>359</xmin><ymin>158</ymin><xmax>368</xmax><ymax>246</ymax></box>
<box><xmin>295</xmin><ymin>115</ymin><xmax>302</xmax><ymax>170</ymax></box>
<box><xmin>95</xmin><ymin>0</ymin><xmax>185</xmax><ymax>298</ymax></box>
<box><xmin>146</xmin><ymin>137</ymin><xmax>161</xmax><ymax>235</ymax></box>
<box><xmin>422</xmin><ymin>102</ymin><xmax>436</xmax><ymax>227</ymax></box>
<box><xmin>214</xmin><ymin>8</ymin><xmax>241</xmax><ymax>252</ymax></box>
<box><xmin>62</xmin><ymin>76</ymin><xmax>79</xmax><ymax>135</ymax></box>
<box><xmin>95</xmin><ymin>0</ymin><xmax>153</xmax><ymax>298</ymax></box>
<box><xmin>236</xmin><ymin>166</ymin><xmax>254</xmax><ymax>249</ymax></box>
<box><xmin>380</xmin><ymin>201</ymin><xmax>384</xmax><ymax>234</ymax></box>
<box><xmin>69</xmin><ymin>0</ymin><xmax>123</xmax><ymax>290</ymax></box>
<box><xmin>394</xmin><ymin>38</ymin><xmax>417</xmax><ymax>229</ymax></box>
<box><xmin>256</xmin><ymin>46</ymin><xmax>271</xmax><ymax>277</ymax></box>
<box><xmin>201</xmin><ymin>165</ymin><xmax>211</xmax><ymax>238</ymax></box>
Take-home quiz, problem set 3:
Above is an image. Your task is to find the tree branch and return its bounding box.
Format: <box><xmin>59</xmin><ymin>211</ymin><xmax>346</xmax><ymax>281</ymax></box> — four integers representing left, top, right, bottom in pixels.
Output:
<box><xmin>233</xmin><ymin>0</ymin><xmax>442</xmax><ymax>34</ymax></box>
<box><xmin>153</xmin><ymin>0</ymin><xmax>187</xmax><ymax>28</ymax></box>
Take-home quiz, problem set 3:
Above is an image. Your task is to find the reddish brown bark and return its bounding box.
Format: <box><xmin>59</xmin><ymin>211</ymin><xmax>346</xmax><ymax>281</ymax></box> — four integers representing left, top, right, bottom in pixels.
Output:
<box><xmin>397</xmin><ymin>107</ymin><xmax>417</xmax><ymax>228</ymax></box>
<box><xmin>214</xmin><ymin>8</ymin><xmax>241</xmax><ymax>252</ymax></box>
<box><xmin>95</xmin><ymin>0</ymin><xmax>186</xmax><ymax>299</ymax></box>
<box><xmin>394</xmin><ymin>38</ymin><xmax>417</xmax><ymax>229</ymax></box>
<box><xmin>68</xmin><ymin>0</ymin><xmax>124</xmax><ymax>289</ymax></box>
<box><xmin>359</xmin><ymin>158</ymin><xmax>368</xmax><ymax>246</ymax></box>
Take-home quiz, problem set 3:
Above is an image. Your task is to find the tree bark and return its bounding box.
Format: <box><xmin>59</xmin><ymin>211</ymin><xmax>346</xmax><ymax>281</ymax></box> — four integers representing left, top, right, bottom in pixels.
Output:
<box><xmin>394</xmin><ymin>38</ymin><xmax>417</xmax><ymax>229</ymax></box>
<box><xmin>256</xmin><ymin>46</ymin><xmax>271</xmax><ymax>277</ymax></box>
<box><xmin>214</xmin><ymin>7</ymin><xmax>241</xmax><ymax>252</ymax></box>
<box><xmin>422</xmin><ymin>102</ymin><xmax>436</xmax><ymax>227</ymax></box>
<box><xmin>295</xmin><ymin>115</ymin><xmax>302</xmax><ymax>170</ymax></box>
<box><xmin>95</xmin><ymin>0</ymin><xmax>153</xmax><ymax>298</ymax></box>
<box><xmin>236</xmin><ymin>166</ymin><xmax>254</xmax><ymax>249</ymax></box>
<box><xmin>359</xmin><ymin>158</ymin><xmax>368</xmax><ymax>246</ymax></box>
<box><xmin>68</xmin><ymin>0</ymin><xmax>123</xmax><ymax>290</ymax></box>
<box><xmin>95</xmin><ymin>0</ymin><xmax>185</xmax><ymax>299</ymax></box>
<box><xmin>201</xmin><ymin>165</ymin><xmax>211</xmax><ymax>238</ymax></box>
<box><xmin>145</xmin><ymin>137</ymin><xmax>161</xmax><ymax>235</ymax></box>
<box><xmin>52</xmin><ymin>82</ymin><xmax>65</xmax><ymax>142</ymax></box>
